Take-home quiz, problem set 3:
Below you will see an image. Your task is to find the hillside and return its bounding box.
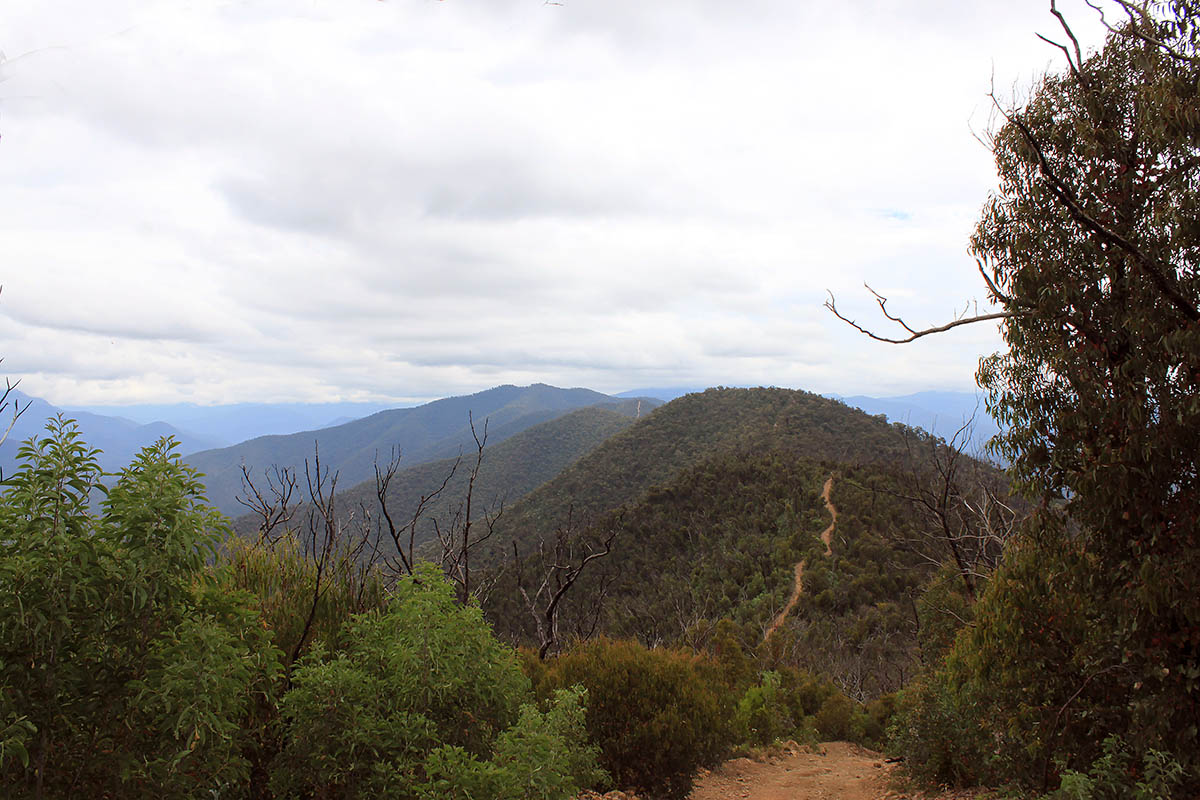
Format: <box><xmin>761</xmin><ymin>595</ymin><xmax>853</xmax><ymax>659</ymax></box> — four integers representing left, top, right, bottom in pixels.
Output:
<box><xmin>188</xmin><ymin>384</ymin><xmax>656</xmax><ymax>515</ymax></box>
<box><xmin>479</xmin><ymin>388</ymin><xmax>1009</xmax><ymax>699</ymax></box>
<box><xmin>485</xmin><ymin>449</ymin><xmax>943</xmax><ymax>699</ymax></box>
<box><xmin>483</xmin><ymin>386</ymin><xmax>919</xmax><ymax>556</ymax></box>
<box><xmin>233</xmin><ymin>405</ymin><xmax>644</xmax><ymax>551</ymax></box>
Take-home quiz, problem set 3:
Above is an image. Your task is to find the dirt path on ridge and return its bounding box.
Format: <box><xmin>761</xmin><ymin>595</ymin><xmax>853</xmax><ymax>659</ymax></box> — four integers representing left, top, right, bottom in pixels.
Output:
<box><xmin>688</xmin><ymin>742</ymin><xmax>898</xmax><ymax>800</ymax></box>
<box><xmin>762</xmin><ymin>476</ymin><xmax>837</xmax><ymax>643</ymax></box>
<box><xmin>819</xmin><ymin>475</ymin><xmax>837</xmax><ymax>555</ymax></box>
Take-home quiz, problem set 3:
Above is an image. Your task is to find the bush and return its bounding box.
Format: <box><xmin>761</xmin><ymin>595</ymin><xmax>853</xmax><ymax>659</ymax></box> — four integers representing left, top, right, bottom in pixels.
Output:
<box><xmin>887</xmin><ymin>668</ymin><xmax>991</xmax><ymax>788</ymax></box>
<box><xmin>0</xmin><ymin>420</ymin><xmax>280</xmax><ymax>798</ymax></box>
<box><xmin>736</xmin><ymin>671</ymin><xmax>795</xmax><ymax>747</ymax></box>
<box><xmin>538</xmin><ymin>637</ymin><xmax>735</xmax><ymax>799</ymax></box>
<box><xmin>1042</xmin><ymin>735</ymin><xmax>1186</xmax><ymax>800</ymax></box>
<box><xmin>814</xmin><ymin>692</ymin><xmax>858</xmax><ymax>742</ymax></box>
<box><xmin>273</xmin><ymin>563</ymin><xmax>601</xmax><ymax>799</ymax></box>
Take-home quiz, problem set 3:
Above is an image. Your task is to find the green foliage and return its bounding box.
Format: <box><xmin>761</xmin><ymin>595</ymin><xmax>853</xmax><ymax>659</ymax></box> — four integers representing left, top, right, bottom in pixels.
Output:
<box><xmin>893</xmin><ymin>6</ymin><xmax>1200</xmax><ymax>793</ymax></box>
<box><xmin>418</xmin><ymin>687</ymin><xmax>607</xmax><ymax>800</ymax></box>
<box><xmin>536</xmin><ymin>637</ymin><xmax>735</xmax><ymax>799</ymax></box>
<box><xmin>222</xmin><ymin>532</ymin><xmax>387</xmax><ymax>667</ymax></box>
<box><xmin>272</xmin><ymin>563</ymin><xmax>528</xmax><ymax>796</ymax></box>
<box><xmin>814</xmin><ymin>692</ymin><xmax>859</xmax><ymax>742</ymax></box>
<box><xmin>960</xmin><ymin>4</ymin><xmax>1200</xmax><ymax>790</ymax></box>
<box><xmin>887</xmin><ymin>668</ymin><xmax>992</xmax><ymax>788</ymax></box>
<box><xmin>0</xmin><ymin>418</ymin><xmax>281</xmax><ymax>797</ymax></box>
<box><xmin>914</xmin><ymin>566</ymin><xmax>975</xmax><ymax>662</ymax></box>
<box><xmin>273</xmin><ymin>563</ymin><xmax>600</xmax><ymax>800</ymax></box>
<box><xmin>736</xmin><ymin>671</ymin><xmax>794</xmax><ymax>747</ymax></box>
<box><xmin>1042</xmin><ymin>736</ymin><xmax>1185</xmax><ymax>800</ymax></box>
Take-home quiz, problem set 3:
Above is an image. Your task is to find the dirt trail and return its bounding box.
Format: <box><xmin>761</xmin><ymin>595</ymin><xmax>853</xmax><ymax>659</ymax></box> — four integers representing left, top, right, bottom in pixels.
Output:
<box><xmin>689</xmin><ymin>741</ymin><xmax>900</xmax><ymax>800</ymax></box>
<box><xmin>818</xmin><ymin>476</ymin><xmax>837</xmax><ymax>556</ymax></box>
<box><xmin>762</xmin><ymin>476</ymin><xmax>837</xmax><ymax>643</ymax></box>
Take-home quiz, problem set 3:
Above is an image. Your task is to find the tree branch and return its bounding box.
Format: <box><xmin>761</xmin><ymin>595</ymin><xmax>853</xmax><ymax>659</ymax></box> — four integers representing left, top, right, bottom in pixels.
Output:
<box><xmin>825</xmin><ymin>287</ymin><xmax>1015</xmax><ymax>344</ymax></box>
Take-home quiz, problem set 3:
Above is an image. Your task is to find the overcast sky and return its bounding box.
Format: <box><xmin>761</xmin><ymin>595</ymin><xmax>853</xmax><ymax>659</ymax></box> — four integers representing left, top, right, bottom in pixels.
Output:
<box><xmin>0</xmin><ymin>1</ymin><xmax>1109</xmax><ymax>406</ymax></box>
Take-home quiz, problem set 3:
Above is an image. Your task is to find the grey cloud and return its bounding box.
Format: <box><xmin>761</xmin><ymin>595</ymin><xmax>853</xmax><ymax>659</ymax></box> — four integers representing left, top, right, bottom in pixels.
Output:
<box><xmin>2</xmin><ymin>306</ymin><xmax>216</xmax><ymax>344</ymax></box>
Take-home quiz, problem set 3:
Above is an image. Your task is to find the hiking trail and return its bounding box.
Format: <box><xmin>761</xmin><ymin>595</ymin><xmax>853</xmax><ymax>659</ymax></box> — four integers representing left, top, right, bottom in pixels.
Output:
<box><xmin>763</xmin><ymin>476</ymin><xmax>837</xmax><ymax>643</ymax></box>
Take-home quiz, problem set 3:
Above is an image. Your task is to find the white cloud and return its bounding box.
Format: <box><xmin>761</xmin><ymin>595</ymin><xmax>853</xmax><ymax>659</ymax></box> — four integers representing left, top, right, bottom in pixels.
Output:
<box><xmin>0</xmin><ymin>0</ymin><xmax>1111</xmax><ymax>405</ymax></box>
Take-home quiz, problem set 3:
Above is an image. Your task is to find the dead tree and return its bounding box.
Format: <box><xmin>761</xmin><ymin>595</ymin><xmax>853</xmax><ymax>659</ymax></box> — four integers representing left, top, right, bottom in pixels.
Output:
<box><xmin>876</xmin><ymin>416</ymin><xmax>1020</xmax><ymax>601</ymax></box>
<box><xmin>236</xmin><ymin>444</ymin><xmax>389</xmax><ymax>676</ymax></box>
<box><xmin>374</xmin><ymin>444</ymin><xmax>460</xmax><ymax>580</ymax></box>
<box><xmin>433</xmin><ymin>414</ymin><xmax>503</xmax><ymax>605</ymax></box>
<box><xmin>237</xmin><ymin>463</ymin><xmax>299</xmax><ymax>545</ymax></box>
<box><xmin>512</xmin><ymin>511</ymin><xmax>618</xmax><ymax>660</ymax></box>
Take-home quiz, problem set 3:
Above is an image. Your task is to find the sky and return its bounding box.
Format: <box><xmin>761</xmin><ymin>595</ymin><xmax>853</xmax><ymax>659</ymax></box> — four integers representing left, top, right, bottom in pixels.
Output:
<box><xmin>0</xmin><ymin>0</ymin><xmax>1110</xmax><ymax>407</ymax></box>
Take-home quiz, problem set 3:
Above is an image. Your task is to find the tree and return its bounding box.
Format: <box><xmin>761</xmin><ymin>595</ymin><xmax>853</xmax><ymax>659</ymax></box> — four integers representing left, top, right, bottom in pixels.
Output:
<box><xmin>270</xmin><ymin>562</ymin><xmax>603</xmax><ymax>800</ymax></box>
<box><xmin>970</xmin><ymin>1</ymin><xmax>1200</xmax><ymax>781</ymax></box>
<box><xmin>832</xmin><ymin>1</ymin><xmax>1200</xmax><ymax>789</ymax></box>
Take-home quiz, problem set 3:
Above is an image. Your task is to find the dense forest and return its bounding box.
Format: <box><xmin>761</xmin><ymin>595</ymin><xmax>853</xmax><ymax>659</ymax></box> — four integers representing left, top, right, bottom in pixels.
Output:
<box><xmin>3</xmin><ymin>3</ymin><xmax>1200</xmax><ymax>799</ymax></box>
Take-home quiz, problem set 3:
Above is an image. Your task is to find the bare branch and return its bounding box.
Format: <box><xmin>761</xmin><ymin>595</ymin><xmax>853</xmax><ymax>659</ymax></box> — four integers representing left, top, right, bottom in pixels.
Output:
<box><xmin>825</xmin><ymin>289</ymin><xmax>1015</xmax><ymax>344</ymax></box>
<box><xmin>236</xmin><ymin>463</ymin><xmax>298</xmax><ymax>545</ymax></box>
<box><xmin>1048</xmin><ymin>0</ymin><xmax>1085</xmax><ymax>77</ymax></box>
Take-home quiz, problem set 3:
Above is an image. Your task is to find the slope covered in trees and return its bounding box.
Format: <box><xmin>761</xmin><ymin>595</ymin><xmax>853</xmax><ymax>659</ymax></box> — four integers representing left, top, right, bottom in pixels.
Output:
<box><xmin>189</xmin><ymin>384</ymin><xmax>655</xmax><ymax>515</ymax></box>
<box><xmin>479</xmin><ymin>388</ymin><xmax>1010</xmax><ymax>706</ymax></box>
<box><xmin>234</xmin><ymin>405</ymin><xmax>645</xmax><ymax>555</ymax></box>
<box><xmin>484</xmin><ymin>387</ymin><xmax>921</xmax><ymax>558</ymax></box>
<box><xmin>486</xmin><ymin>447</ymin><xmax>992</xmax><ymax>703</ymax></box>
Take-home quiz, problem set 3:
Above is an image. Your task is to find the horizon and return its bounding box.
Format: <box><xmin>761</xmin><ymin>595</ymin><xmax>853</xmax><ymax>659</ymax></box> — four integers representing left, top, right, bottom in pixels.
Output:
<box><xmin>1</xmin><ymin>2</ymin><xmax>1108</xmax><ymax>406</ymax></box>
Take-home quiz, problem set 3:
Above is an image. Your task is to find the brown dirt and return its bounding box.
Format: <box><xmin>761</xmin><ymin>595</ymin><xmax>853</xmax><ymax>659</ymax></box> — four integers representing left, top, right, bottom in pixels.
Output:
<box><xmin>688</xmin><ymin>742</ymin><xmax>985</xmax><ymax>800</ymax></box>
<box><xmin>577</xmin><ymin>743</ymin><xmax>986</xmax><ymax>800</ymax></box>
<box><xmin>763</xmin><ymin>475</ymin><xmax>838</xmax><ymax>643</ymax></box>
<box><xmin>818</xmin><ymin>475</ymin><xmax>837</xmax><ymax>556</ymax></box>
<box><xmin>689</xmin><ymin>741</ymin><xmax>896</xmax><ymax>800</ymax></box>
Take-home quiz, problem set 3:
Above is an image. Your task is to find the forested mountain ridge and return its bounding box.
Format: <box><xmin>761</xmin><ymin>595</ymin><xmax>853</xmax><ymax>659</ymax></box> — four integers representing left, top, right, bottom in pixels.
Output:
<box><xmin>232</xmin><ymin>405</ymin><xmax>645</xmax><ymax>549</ymax></box>
<box><xmin>483</xmin><ymin>386</ymin><xmax>926</xmax><ymax>558</ymax></box>
<box><xmin>188</xmin><ymin>384</ymin><xmax>658</xmax><ymax>515</ymax></box>
<box><xmin>484</xmin><ymin>438</ymin><xmax>1002</xmax><ymax>701</ymax></box>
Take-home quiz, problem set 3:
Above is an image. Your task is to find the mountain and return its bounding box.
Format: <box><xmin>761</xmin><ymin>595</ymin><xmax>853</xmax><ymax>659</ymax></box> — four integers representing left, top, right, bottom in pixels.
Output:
<box><xmin>483</xmin><ymin>387</ymin><xmax>919</xmax><ymax>553</ymax></box>
<box><xmin>234</xmin><ymin>405</ymin><xmax>645</xmax><ymax>553</ymax></box>
<box><xmin>477</xmin><ymin>388</ymin><xmax>1009</xmax><ymax>698</ymax></box>
<box><xmin>62</xmin><ymin>400</ymin><xmax>397</xmax><ymax>447</ymax></box>
<box><xmin>0</xmin><ymin>390</ymin><xmax>225</xmax><ymax>478</ymax></box>
<box><xmin>188</xmin><ymin>384</ymin><xmax>659</xmax><ymax>516</ymax></box>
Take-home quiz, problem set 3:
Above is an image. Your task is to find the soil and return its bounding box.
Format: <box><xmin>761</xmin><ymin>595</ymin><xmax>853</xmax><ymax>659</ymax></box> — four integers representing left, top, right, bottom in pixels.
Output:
<box><xmin>686</xmin><ymin>742</ymin><xmax>985</xmax><ymax>800</ymax></box>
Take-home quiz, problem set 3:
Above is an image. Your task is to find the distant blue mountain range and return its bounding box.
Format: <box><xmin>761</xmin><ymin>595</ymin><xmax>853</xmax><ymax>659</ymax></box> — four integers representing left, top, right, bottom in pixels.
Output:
<box><xmin>0</xmin><ymin>390</ymin><xmax>226</xmax><ymax>478</ymax></box>
<box><xmin>62</xmin><ymin>400</ymin><xmax>398</xmax><ymax>448</ymax></box>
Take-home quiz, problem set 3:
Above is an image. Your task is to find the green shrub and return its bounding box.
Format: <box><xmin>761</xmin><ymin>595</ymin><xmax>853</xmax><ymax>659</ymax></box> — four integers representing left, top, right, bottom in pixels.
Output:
<box><xmin>814</xmin><ymin>692</ymin><xmax>858</xmax><ymax>741</ymax></box>
<box><xmin>540</xmin><ymin>637</ymin><xmax>735</xmax><ymax>799</ymax></box>
<box><xmin>736</xmin><ymin>671</ymin><xmax>795</xmax><ymax>746</ymax></box>
<box><xmin>861</xmin><ymin>692</ymin><xmax>897</xmax><ymax>750</ymax></box>
<box><xmin>1042</xmin><ymin>735</ymin><xmax>1186</xmax><ymax>800</ymax></box>
<box><xmin>0</xmin><ymin>421</ymin><xmax>279</xmax><ymax>798</ymax></box>
<box><xmin>887</xmin><ymin>668</ymin><xmax>991</xmax><ymax>788</ymax></box>
<box><xmin>273</xmin><ymin>563</ymin><xmax>601</xmax><ymax>799</ymax></box>
<box><xmin>418</xmin><ymin>687</ymin><xmax>606</xmax><ymax>800</ymax></box>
